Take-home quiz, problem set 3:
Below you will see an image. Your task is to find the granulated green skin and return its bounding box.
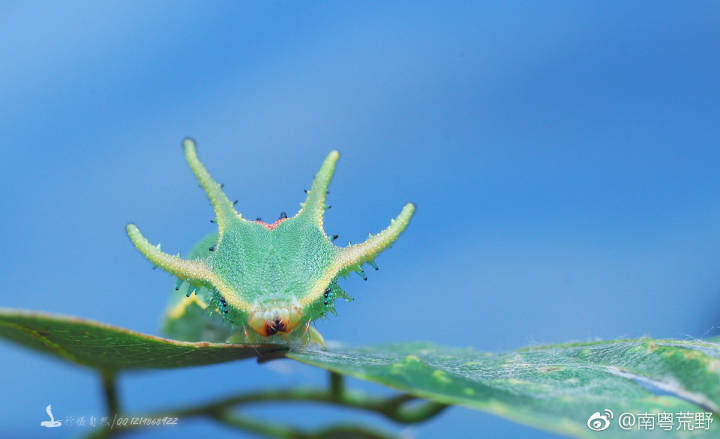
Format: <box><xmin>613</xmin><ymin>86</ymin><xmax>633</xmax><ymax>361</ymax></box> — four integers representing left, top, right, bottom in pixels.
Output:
<box><xmin>127</xmin><ymin>140</ymin><xmax>415</xmax><ymax>343</ymax></box>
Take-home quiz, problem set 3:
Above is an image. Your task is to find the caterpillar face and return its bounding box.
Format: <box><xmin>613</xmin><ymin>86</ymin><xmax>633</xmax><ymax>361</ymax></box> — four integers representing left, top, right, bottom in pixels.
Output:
<box><xmin>127</xmin><ymin>139</ymin><xmax>415</xmax><ymax>344</ymax></box>
<box><xmin>247</xmin><ymin>299</ymin><xmax>301</xmax><ymax>337</ymax></box>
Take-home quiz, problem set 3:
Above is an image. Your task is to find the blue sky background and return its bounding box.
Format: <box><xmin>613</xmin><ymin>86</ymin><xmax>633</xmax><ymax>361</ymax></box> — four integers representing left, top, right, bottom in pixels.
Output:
<box><xmin>2</xmin><ymin>1</ymin><xmax>720</xmax><ymax>438</ymax></box>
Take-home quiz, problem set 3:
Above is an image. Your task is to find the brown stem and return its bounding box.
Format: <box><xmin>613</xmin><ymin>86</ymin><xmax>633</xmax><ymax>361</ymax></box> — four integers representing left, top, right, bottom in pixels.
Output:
<box><xmin>101</xmin><ymin>371</ymin><xmax>120</xmax><ymax>416</ymax></box>
<box><xmin>83</xmin><ymin>384</ymin><xmax>448</xmax><ymax>439</ymax></box>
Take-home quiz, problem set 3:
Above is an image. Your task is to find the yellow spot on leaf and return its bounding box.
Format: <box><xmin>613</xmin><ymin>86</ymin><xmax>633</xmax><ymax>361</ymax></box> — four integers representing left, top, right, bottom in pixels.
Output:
<box><xmin>432</xmin><ymin>369</ymin><xmax>451</xmax><ymax>384</ymax></box>
<box><xmin>390</xmin><ymin>355</ymin><xmax>424</xmax><ymax>374</ymax></box>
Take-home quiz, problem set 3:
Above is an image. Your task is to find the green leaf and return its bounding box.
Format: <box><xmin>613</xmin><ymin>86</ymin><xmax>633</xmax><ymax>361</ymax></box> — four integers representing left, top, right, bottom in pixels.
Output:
<box><xmin>3</xmin><ymin>308</ymin><xmax>718</xmax><ymax>437</ymax></box>
<box><xmin>288</xmin><ymin>340</ymin><xmax>720</xmax><ymax>438</ymax></box>
<box><xmin>0</xmin><ymin>308</ymin><xmax>286</xmax><ymax>370</ymax></box>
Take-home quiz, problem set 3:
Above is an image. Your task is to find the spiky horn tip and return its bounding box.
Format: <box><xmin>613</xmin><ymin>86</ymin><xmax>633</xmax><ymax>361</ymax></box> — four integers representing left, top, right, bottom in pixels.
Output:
<box><xmin>338</xmin><ymin>202</ymin><xmax>416</xmax><ymax>270</ymax></box>
<box><xmin>126</xmin><ymin>223</ymin><xmax>213</xmax><ymax>282</ymax></box>
<box><xmin>182</xmin><ymin>138</ymin><xmax>241</xmax><ymax>234</ymax></box>
<box><xmin>298</xmin><ymin>150</ymin><xmax>339</xmax><ymax>228</ymax></box>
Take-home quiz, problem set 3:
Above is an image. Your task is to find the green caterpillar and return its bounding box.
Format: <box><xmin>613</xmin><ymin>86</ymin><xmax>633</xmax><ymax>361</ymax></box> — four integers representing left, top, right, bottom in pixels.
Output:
<box><xmin>126</xmin><ymin>139</ymin><xmax>415</xmax><ymax>345</ymax></box>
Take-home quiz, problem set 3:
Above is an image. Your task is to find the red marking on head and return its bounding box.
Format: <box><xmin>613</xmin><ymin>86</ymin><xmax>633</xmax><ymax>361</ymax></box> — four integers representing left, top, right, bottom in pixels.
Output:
<box><xmin>248</xmin><ymin>306</ymin><xmax>303</xmax><ymax>337</ymax></box>
<box><xmin>252</xmin><ymin>218</ymin><xmax>289</xmax><ymax>231</ymax></box>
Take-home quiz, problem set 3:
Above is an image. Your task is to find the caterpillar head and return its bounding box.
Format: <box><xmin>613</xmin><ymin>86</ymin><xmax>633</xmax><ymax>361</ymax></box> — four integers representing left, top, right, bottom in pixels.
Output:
<box><xmin>127</xmin><ymin>139</ymin><xmax>415</xmax><ymax>341</ymax></box>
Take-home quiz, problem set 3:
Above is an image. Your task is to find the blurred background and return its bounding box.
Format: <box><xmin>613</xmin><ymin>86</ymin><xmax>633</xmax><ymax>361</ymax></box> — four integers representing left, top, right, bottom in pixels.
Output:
<box><xmin>2</xmin><ymin>1</ymin><xmax>720</xmax><ymax>438</ymax></box>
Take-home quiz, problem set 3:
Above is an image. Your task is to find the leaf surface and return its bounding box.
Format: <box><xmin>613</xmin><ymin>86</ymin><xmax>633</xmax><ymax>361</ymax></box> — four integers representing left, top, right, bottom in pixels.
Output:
<box><xmin>288</xmin><ymin>340</ymin><xmax>720</xmax><ymax>438</ymax></box>
<box><xmin>3</xmin><ymin>308</ymin><xmax>718</xmax><ymax>437</ymax></box>
<box><xmin>0</xmin><ymin>308</ymin><xmax>286</xmax><ymax>370</ymax></box>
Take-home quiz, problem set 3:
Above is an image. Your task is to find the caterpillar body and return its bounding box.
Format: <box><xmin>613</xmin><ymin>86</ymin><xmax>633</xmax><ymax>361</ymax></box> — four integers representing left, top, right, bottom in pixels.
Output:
<box><xmin>127</xmin><ymin>139</ymin><xmax>415</xmax><ymax>345</ymax></box>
